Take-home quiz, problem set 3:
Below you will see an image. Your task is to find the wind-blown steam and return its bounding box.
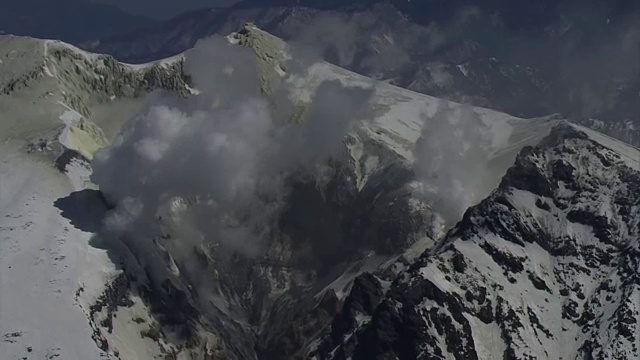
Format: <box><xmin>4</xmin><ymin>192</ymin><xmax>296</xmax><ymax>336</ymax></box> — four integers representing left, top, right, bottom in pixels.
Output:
<box><xmin>414</xmin><ymin>103</ymin><xmax>493</xmax><ymax>225</ymax></box>
<box><xmin>287</xmin><ymin>11</ymin><xmax>417</xmax><ymax>77</ymax></box>
<box><xmin>91</xmin><ymin>35</ymin><xmax>374</xmax><ymax>259</ymax></box>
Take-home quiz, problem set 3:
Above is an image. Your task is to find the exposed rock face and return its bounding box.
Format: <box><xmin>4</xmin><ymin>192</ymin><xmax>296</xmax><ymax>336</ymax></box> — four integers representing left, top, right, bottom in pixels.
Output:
<box><xmin>41</xmin><ymin>42</ymin><xmax>191</xmax><ymax>118</ymax></box>
<box><xmin>0</xmin><ymin>36</ymin><xmax>190</xmax><ymax>101</ymax></box>
<box><xmin>112</xmin><ymin>143</ymin><xmax>436</xmax><ymax>360</ymax></box>
<box><xmin>0</xmin><ymin>34</ymin><xmax>191</xmax><ymax>165</ymax></box>
<box><xmin>316</xmin><ymin>123</ymin><xmax>640</xmax><ymax>359</ymax></box>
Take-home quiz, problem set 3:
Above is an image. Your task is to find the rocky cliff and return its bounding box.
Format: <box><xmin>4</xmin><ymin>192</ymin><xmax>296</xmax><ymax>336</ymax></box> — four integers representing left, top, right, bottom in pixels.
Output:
<box><xmin>314</xmin><ymin>123</ymin><xmax>640</xmax><ymax>359</ymax></box>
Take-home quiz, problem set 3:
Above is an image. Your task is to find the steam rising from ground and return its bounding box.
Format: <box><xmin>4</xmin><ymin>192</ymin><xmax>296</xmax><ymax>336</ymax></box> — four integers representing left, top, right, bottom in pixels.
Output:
<box><xmin>287</xmin><ymin>11</ymin><xmax>441</xmax><ymax>77</ymax></box>
<box><xmin>91</xmin><ymin>36</ymin><xmax>373</xmax><ymax>258</ymax></box>
<box><xmin>414</xmin><ymin>103</ymin><xmax>492</xmax><ymax>226</ymax></box>
<box><xmin>284</xmin><ymin>6</ymin><xmax>484</xmax><ymax>81</ymax></box>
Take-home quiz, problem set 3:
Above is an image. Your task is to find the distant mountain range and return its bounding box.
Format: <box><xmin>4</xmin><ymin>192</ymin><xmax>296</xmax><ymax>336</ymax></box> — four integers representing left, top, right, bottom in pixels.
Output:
<box><xmin>83</xmin><ymin>0</ymin><xmax>640</xmax><ymax>148</ymax></box>
<box><xmin>0</xmin><ymin>0</ymin><xmax>157</xmax><ymax>43</ymax></box>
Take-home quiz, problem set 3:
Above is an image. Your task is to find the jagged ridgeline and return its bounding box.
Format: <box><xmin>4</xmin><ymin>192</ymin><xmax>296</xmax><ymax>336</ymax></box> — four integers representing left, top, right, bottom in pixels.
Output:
<box><xmin>87</xmin><ymin>1</ymin><xmax>640</xmax><ymax>149</ymax></box>
<box><xmin>320</xmin><ymin>124</ymin><xmax>640</xmax><ymax>359</ymax></box>
<box><xmin>0</xmin><ymin>34</ymin><xmax>190</xmax><ymax>157</ymax></box>
<box><xmin>2</xmin><ymin>23</ymin><xmax>640</xmax><ymax>360</ymax></box>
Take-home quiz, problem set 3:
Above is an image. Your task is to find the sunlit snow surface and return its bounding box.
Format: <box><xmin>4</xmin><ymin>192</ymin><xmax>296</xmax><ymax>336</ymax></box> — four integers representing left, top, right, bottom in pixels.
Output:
<box><xmin>0</xmin><ymin>143</ymin><xmax>116</xmax><ymax>360</ymax></box>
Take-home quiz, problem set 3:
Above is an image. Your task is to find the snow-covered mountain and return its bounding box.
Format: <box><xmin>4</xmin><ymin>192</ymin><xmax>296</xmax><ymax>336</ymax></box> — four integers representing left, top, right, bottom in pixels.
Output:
<box><xmin>1</xmin><ymin>24</ymin><xmax>639</xmax><ymax>360</ymax></box>
<box><xmin>312</xmin><ymin>123</ymin><xmax>640</xmax><ymax>359</ymax></box>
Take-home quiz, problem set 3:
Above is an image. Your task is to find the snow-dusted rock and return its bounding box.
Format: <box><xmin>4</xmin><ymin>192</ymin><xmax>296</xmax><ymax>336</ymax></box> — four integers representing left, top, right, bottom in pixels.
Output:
<box><xmin>318</xmin><ymin>123</ymin><xmax>640</xmax><ymax>360</ymax></box>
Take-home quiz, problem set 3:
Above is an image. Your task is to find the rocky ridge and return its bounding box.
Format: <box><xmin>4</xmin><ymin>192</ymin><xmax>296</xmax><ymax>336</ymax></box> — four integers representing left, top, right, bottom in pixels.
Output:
<box><xmin>313</xmin><ymin>123</ymin><xmax>640</xmax><ymax>359</ymax></box>
<box><xmin>0</xmin><ymin>34</ymin><xmax>190</xmax><ymax>160</ymax></box>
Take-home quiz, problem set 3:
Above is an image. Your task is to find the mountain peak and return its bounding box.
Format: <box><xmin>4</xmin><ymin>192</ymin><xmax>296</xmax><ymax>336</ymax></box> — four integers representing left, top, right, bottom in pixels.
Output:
<box><xmin>318</xmin><ymin>118</ymin><xmax>640</xmax><ymax>360</ymax></box>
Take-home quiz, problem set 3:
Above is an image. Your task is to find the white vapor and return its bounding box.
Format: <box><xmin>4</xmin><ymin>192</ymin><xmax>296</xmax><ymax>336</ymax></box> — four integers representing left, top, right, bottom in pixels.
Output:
<box><xmin>414</xmin><ymin>103</ymin><xmax>493</xmax><ymax>226</ymax></box>
<box><xmin>91</xmin><ymin>35</ymin><xmax>374</xmax><ymax>260</ymax></box>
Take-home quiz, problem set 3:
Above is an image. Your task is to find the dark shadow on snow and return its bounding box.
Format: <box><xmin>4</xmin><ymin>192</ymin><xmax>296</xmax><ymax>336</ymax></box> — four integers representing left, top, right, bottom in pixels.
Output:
<box><xmin>54</xmin><ymin>189</ymin><xmax>109</xmax><ymax>234</ymax></box>
<box><xmin>55</xmin><ymin>189</ymin><xmax>121</xmax><ymax>255</ymax></box>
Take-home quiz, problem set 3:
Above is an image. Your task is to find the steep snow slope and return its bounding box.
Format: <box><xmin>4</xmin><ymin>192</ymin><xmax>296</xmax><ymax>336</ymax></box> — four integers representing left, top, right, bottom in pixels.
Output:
<box><xmin>0</xmin><ymin>143</ymin><xmax>113</xmax><ymax>360</ymax></box>
<box><xmin>241</xmin><ymin>23</ymin><xmax>562</xmax><ymax>222</ymax></box>
<box><xmin>0</xmin><ymin>35</ymin><xmax>191</xmax><ymax>359</ymax></box>
<box><xmin>317</xmin><ymin>123</ymin><xmax>640</xmax><ymax>360</ymax></box>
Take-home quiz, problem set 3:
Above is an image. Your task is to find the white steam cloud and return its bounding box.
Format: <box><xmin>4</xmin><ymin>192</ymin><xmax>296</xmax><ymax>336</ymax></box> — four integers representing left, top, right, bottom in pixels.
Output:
<box><xmin>414</xmin><ymin>103</ymin><xmax>493</xmax><ymax>226</ymax></box>
<box><xmin>92</xmin><ymin>36</ymin><xmax>374</xmax><ymax>258</ymax></box>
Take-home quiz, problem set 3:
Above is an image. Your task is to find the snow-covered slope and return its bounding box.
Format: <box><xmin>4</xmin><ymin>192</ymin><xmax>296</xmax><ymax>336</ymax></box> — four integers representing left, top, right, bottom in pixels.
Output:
<box><xmin>0</xmin><ymin>143</ymin><xmax>114</xmax><ymax>360</ymax></box>
<box><xmin>315</xmin><ymin>123</ymin><xmax>640</xmax><ymax>359</ymax></box>
<box><xmin>0</xmin><ymin>35</ymin><xmax>191</xmax><ymax>359</ymax></box>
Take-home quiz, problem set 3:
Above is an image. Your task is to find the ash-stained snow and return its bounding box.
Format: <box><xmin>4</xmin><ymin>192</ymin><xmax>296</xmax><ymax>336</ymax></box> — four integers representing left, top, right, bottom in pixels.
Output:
<box><xmin>57</xmin><ymin>105</ymin><xmax>83</xmax><ymax>125</ymax></box>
